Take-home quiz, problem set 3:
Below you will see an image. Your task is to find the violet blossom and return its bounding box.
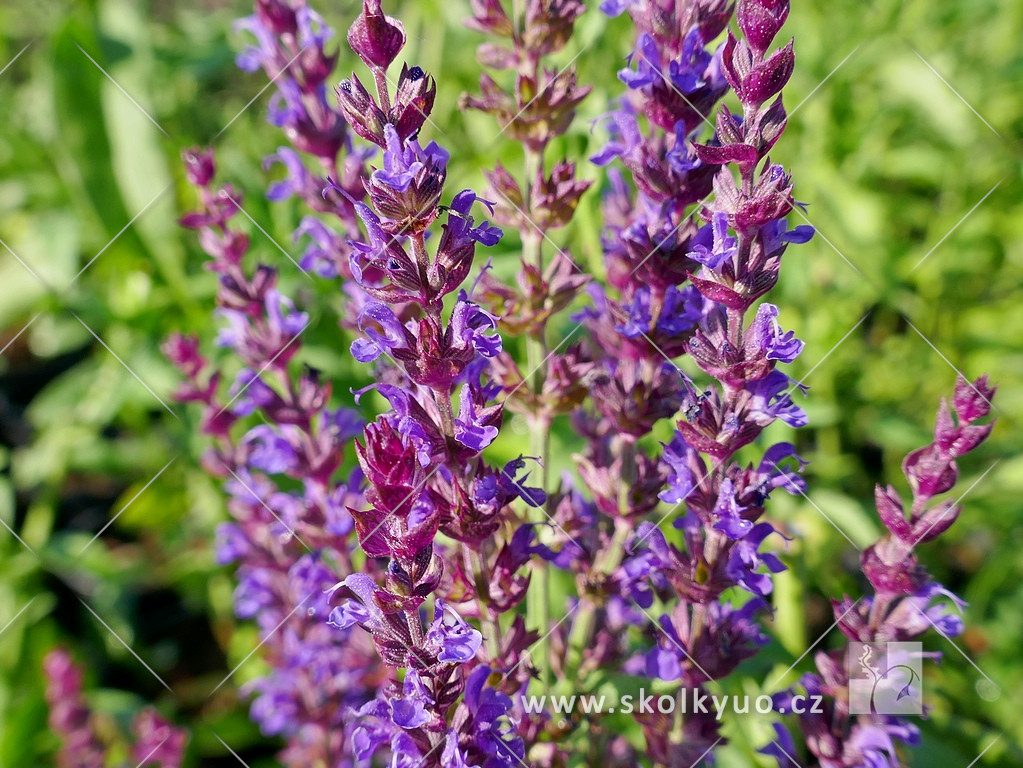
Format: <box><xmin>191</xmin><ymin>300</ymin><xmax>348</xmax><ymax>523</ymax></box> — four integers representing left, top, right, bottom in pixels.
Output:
<box><xmin>157</xmin><ymin>1</ymin><xmax>1000</xmax><ymax>766</ymax></box>
<box><xmin>166</xmin><ymin>145</ymin><xmax>380</xmax><ymax>764</ymax></box>
<box><xmin>508</xmin><ymin>0</ymin><xmax>814</xmax><ymax>759</ymax></box>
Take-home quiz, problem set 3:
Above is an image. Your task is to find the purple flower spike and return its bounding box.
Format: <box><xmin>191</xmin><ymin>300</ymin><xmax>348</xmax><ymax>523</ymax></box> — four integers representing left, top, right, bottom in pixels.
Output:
<box><xmin>166</xmin><ymin>3</ymin><xmax>999</xmax><ymax>767</ymax></box>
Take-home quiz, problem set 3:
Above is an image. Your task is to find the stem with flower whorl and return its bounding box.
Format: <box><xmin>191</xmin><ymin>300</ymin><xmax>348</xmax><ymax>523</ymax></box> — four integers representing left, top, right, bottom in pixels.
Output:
<box><xmin>169</xmin><ymin>147</ymin><xmax>379</xmax><ymax>764</ymax></box>
<box><xmin>235</xmin><ymin>0</ymin><xmax>368</xmax><ymax>267</ymax></box>
<box><xmin>462</xmin><ymin>1</ymin><xmax>592</xmax><ymax>692</ymax></box>
<box><xmin>764</xmin><ymin>375</ymin><xmax>995</xmax><ymax>768</ymax></box>
<box><xmin>522</xmin><ymin>161</ymin><xmax>553</xmax><ymax>682</ymax></box>
<box><xmin>550</xmin><ymin>1</ymin><xmax>814</xmax><ymax>760</ymax></box>
<box><xmin>322</xmin><ymin>4</ymin><xmax>547</xmax><ymax>764</ymax></box>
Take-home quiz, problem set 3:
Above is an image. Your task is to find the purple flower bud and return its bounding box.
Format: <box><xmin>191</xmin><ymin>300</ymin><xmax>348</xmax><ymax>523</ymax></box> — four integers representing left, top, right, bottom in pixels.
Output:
<box><xmin>688</xmin><ymin>213</ymin><xmax>738</xmax><ymax>270</ymax></box>
<box><xmin>693</xmin><ymin>140</ymin><xmax>760</xmax><ymax>168</ymax></box>
<box><xmin>351</xmin><ymin>302</ymin><xmax>412</xmax><ymax>363</ymax></box>
<box><xmin>327</xmin><ymin>573</ymin><xmax>421</xmax><ymax>666</ymax></box>
<box><xmin>263</xmin><ymin>147</ymin><xmax>312</xmax><ymax>202</ymax></box>
<box><xmin>874</xmin><ymin>484</ymin><xmax>912</xmax><ymax>541</ymax></box>
<box><xmin>367</xmin><ymin>125</ymin><xmax>448</xmax><ymax>225</ymax></box>
<box><xmin>619</xmin><ymin>33</ymin><xmax>662</xmax><ymax>90</ymax></box>
<box><xmin>454</xmin><ymin>380</ymin><xmax>500</xmax><ymax>452</ymax></box>
<box><xmin>748</xmin><ymin>303</ymin><xmax>803</xmax><ymax>363</ymax></box>
<box><xmin>523</xmin><ymin>0</ymin><xmax>585</xmax><ymax>56</ymax></box>
<box><xmin>255</xmin><ymin>0</ymin><xmax>297</xmax><ymax>35</ymax></box>
<box><xmin>659</xmin><ymin>433</ymin><xmax>698</xmax><ymax>504</ymax></box>
<box><xmin>43</xmin><ymin>649</ymin><xmax>108</xmax><ymax>768</ymax></box>
<box><xmin>599</xmin><ymin>0</ymin><xmax>635</xmax><ymax>16</ymax></box>
<box><xmin>465</xmin><ymin>0</ymin><xmax>514</xmax><ymax>36</ymax></box>
<box><xmin>458</xmin><ymin>666</ymin><xmax>525</xmax><ymax>764</ymax></box>
<box><xmin>529</xmin><ymin>160</ymin><xmax>592</xmax><ymax>230</ymax></box>
<box><xmin>902</xmin><ymin>444</ymin><xmax>957</xmax><ymax>501</ymax></box>
<box><xmin>266</xmin><ymin>289</ymin><xmax>309</xmax><ymax>337</ymax></box>
<box><xmin>953</xmin><ymin>374</ymin><xmax>996</xmax><ymax>423</ymax></box>
<box><xmin>755</xmin><ymin>442</ymin><xmax>807</xmax><ymax>496</ymax></box>
<box><xmin>760</xmin><ymin>217</ymin><xmax>814</xmax><ymax>256</ymax></box>
<box><xmin>861</xmin><ymin>540</ymin><xmax>923</xmax><ymax>596</ymax></box>
<box><xmin>337</xmin><ymin>74</ymin><xmax>389</xmax><ymax>146</ymax></box>
<box><xmin>746</xmin><ymin>369</ymin><xmax>807</xmax><ymax>428</ymax></box>
<box><xmin>131</xmin><ymin>709</ymin><xmax>187</xmax><ymax>768</ymax></box>
<box><xmin>910</xmin><ymin>499</ymin><xmax>960</xmax><ymax>544</ymax></box>
<box><xmin>294</xmin><ymin>217</ymin><xmax>347</xmax><ymax>278</ymax></box>
<box><xmin>234</xmin><ymin>14</ymin><xmax>277</xmax><ymax>74</ymax></box>
<box><xmin>737</xmin><ymin>0</ymin><xmax>790</xmax><ymax>54</ymax></box>
<box><xmin>390</xmin><ymin>669</ymin><xmax>433</xmax><ymax>728</ymax></box>
<box><xmin>182</xmin><ymin>147</ymin><xmax>216</xmax><ymax>187</ymax></box>
<box><xmin>235</xmin><ymin>566</ymin><xmax>278</xmax><ymax>621</ymax></box>
<box><xmin>721</xmin><ymin>34</ymin><xmax>795</xmax><ymax>107</ymax></box>
<box><xmin>243</xmin><ymin>424</ymin><xmax>299</xmax><ymax>474</ymax></box>
<box><xmin>347</xmin><ymin>0</ymin><xmax>406</xmax><ymax>70</ymax></box>
<box><xmin>442</xmin><ymin>731</ymin><xmax>478</xmax><ymax>768</ymax></box>
<box><xmin>329</xmin><ymin>599</ymin><xmax>372</xmax><ymax>631</ymax></box>
<box><xmin>214</xmin><ymin>522</ymin><xmax>249</xmax><ymax>565</ymax></box>
<box><xmin>347</xmin><ymin>202</ymin><xmax>424</xmax><ymax>300</ymax></box>
<box><xmin>450</xmin><ymin>294</ymin><xmax>502</xmax><ymax>358</ymax></box>
<box><xmin>711</xmin><ymin>479</ymin><xmax>754</xmax><ymax>539</ymax></box>
<box><xmin>450</xmin><ymin>190</ymin><xmax>503</xmax><ymax>246</ymax></box>
<box><xmin>391</xmin><ymin>63</ymin><xmax>437</xmax><ymax>142</ymax></box>
<box><xmin>725</xmin><ymin>522</ymin><xmax>786</xmax><ymax>596</ymax></box>
<box><xmin>759</xmin><ymin>723</ymin><xmax>799</xmax><ymax>768</ymax></box>
<box><xmin>228</xmin><ymin>368</ymin><xmax>278</xmax><ymax>416</ymax></box>
<box><xmin>743</xmin><ymin>38</ymin><xmax>795</xmax><ymax>103</ymax></box>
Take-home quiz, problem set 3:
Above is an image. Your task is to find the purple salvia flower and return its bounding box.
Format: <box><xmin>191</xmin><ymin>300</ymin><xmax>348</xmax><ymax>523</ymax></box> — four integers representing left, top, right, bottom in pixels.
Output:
<box><xmin>426</xmin><ymin>599</ymin><xmax>484</xmax><ymax>663</ymax></box>
<box><xmin>43</xmin><ymin>649</ymin><xmax>107</xmax><ymax>768</ymax></box>
<box><xmin>168</xmin><ymin>147</ymin><xmax>380</xmax><ymax>764</ymax></box>
<box><xmin>541</xmin><ymin>0</ymin><xmax>812</xmax><ymax>759</ymax></box>
<box><xmin>771</xmin><ymin>375</ymin><xmax>994</xmax><ymax>767</ymax></box>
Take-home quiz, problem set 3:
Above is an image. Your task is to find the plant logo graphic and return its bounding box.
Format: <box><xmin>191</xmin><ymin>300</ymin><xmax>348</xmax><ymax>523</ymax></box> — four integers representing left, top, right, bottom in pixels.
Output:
<box><xmin>848</xmin><ymin>642</ymin><xmax>924</xmax><ymax>716</ymax></box>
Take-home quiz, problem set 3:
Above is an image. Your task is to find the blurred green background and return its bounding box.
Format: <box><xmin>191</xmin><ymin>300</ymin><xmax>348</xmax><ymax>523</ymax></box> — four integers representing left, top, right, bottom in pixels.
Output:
<box><xmin>0</xmin><ymin>0</ymin><xmax>1019</xmax><ymax>765</ymax></box>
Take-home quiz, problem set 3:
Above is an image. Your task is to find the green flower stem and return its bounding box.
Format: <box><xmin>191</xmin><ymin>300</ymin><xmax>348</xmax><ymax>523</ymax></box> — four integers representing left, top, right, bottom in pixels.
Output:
<box><xmin>521</xmin><ymin>144</ymin><xmax>554</xmax><ymax>688</ymax></box>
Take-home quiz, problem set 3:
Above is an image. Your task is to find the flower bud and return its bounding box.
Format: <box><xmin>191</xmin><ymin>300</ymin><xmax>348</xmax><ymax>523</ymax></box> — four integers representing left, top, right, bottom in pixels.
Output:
<box><xmin>523</xmin><ymin>0</ymin><xmax>585</xmax><ymax>57</ymax></box>
<box><xmin>182</xmin><ymin>148</ymin><xmax>216</xmax><ymax>187</ymax></box>
<box><xmin>742</xmin><ymin>39</ymin><xmax>795</xmax><ymax>105</ymax></box>
<box><xmin>347</xmin><ymin>0</ymin><xmax>406</xmax><ymax>70</ymax></box>
<box><xmin>337</xmin><ymin>74</ymin><xmax>388</xmax><ymax>145</ymax></box>
<box><xmin>737</xmin><ymin>0</ymin><xmax>790</xmax><ymax>55</ymax></box>
<box><xmin>902</xmin><ymin>444</ymin><xmax>957</xmax><ymax>501</ymax></box>
<box><xmin>297</xmin><ymin>45</ymin><xmax>338</xmax><ymax>89</ymax></box>
<box><xmin>530</xmin><ymin>160</ymin><xmax>592</xmax><ymax>230</ymax></box>
<box><xmin>722</xmin><ymin>34</ymin><xmax>794</xmax><ymax>108</ymax></box>
<box><xmin>874</xmin><ymin>484</ymin><xmax>911</xmax><ymax>541</ymax></box>
<box><xmin>861</xmin><ymin>541</ymin><xmax>923</xmax><ymax>596</ymax></box>
<box><xmin>255</xmin><ymin>0</ymin><xmax>297</xmax><ymax>36</ymax></box>
<box><xmin>464</xmin><ymin>0</ymin><xmax>514</xmax><ymax>37</ymax></box>
<box><xmin>953</xmin><ymin>374</ymin><xmax>995</xmax><ymax>423</ymax></box>
<box><xmin>390</xmin><ymin>63</ymin><xmax>436</xmax><ymax>141</ymax></box>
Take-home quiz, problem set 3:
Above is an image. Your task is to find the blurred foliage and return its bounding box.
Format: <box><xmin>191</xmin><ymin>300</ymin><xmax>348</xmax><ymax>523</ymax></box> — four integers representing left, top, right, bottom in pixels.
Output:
<box><xmin>0</xmin><ymin>0</ymin><xmax>1019</xmax><ymax>765</ymax></box>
